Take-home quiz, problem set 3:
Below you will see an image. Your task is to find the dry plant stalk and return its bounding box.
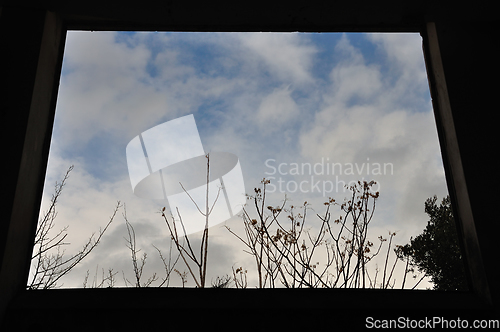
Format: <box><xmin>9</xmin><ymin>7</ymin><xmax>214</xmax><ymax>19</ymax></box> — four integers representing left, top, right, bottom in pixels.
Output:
<box><xmin>83</xmin><ymin>215</ymin><xmax>181</xmax><ymax>288</ymax></box>
<box><xmin>160</xmin><ymin>154</ymin><xmax>222</xmax><ymax>288</ymax></box>
<box><xmin>231</xmin><ymin>266</ymin><xmax>248</xmax><ymax>289</ymax></box>
<box><xmin>83</xmin><ymin>266</ymin><xmax>118</xmax><ymax>288</ymax></box>
<box><xmin>33</xmin><ymin>165</ymin><xmax>422</xmax><ymax>289</ymax></box>
<box><xmin>122</xmin><ymin>205</ymin><xmax>159</xmax><ymax>287</ymax></box>
<box><xmin>226</xmin><ymin>179</ymin><xmax>415</xmax><ymax>288</ymax></box>
<box><xmin>31</xmin><ymin>166</ymin><xmax>183</xmax><ymax>289</ymax></box>
<box><xmin>29</xmin><ymin>166</ymin><xmax>120</xmax><ymax>289</ymax></box>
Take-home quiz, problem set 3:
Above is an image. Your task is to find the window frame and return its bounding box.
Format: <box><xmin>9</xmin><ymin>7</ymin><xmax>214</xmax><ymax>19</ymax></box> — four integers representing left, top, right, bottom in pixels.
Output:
<box><xmin>0</xmin><ymin>7</ymin><xmax>494</xmax><ymax>326</ymax></box>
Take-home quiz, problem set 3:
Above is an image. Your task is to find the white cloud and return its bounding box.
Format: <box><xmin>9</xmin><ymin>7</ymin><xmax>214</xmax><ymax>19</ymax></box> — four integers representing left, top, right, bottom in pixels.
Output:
<box><xmin>328</xmin><ymin>35</ymin><xmax>383</xmax><ymax>105</ymax></box>
<box><xmin>368</xmin><ymin>33</ymin><xmax>425</xmax><ymax>78</ymax></box>
<box><xmin>35</xmin><ymin>32</ymin><xmax>449</xmax><ymax>289</ymax></box>
<box><xmin>238</xmin><ymin>32</ymin><xmax>317</xmax><ymax>85</ymax></box>
<box><xmin>298</xmin><ymin>33</ymin><xmax>446</xmax><ymax>241</ymax></box>
<box><xmin>367</xmin><ymin>33</ymin><xmax>430</xmax><ymax>110</ymax></box>
<box><xmin>55</xmin><ymin>32</ymin><xmax>170</xmax><ymax>149</ymax></box>
<box><xmin>63</xmin><ymin>32</ymin><xmax>150</xmax><ymax>70</ymax></box>
<box><xmin>256</xmin><ymin>85</ymin><xmax>300</xmax><ymax>128</ymax></box>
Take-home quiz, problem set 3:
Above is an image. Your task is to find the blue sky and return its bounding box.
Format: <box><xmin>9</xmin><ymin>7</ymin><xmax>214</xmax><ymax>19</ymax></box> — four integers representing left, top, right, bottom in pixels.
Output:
<box><xmin>36</xmin><ymin>31</ymin><xmax>448</xmax><ymax>288</ymax></box>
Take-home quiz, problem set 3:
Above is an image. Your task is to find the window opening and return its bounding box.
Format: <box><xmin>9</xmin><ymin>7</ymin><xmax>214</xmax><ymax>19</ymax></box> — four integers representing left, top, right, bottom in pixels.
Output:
<box><xmin>31</xmin><ymin>31</ymin><xmax>463</xmax><ymax>289</ymax></box>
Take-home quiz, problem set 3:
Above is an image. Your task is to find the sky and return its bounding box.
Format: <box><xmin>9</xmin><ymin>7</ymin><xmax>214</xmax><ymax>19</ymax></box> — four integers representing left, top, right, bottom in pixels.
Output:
<box><xmin>33</xmin><ymin>31</ymin><xmax>450</xmax><ymax>289</ymax></box>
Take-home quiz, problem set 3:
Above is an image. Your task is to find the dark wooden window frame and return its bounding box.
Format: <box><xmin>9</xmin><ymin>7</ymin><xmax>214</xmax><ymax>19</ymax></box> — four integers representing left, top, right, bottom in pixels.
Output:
<box><xmin>0</xmin><ymin>6</ymin><xmax>497</xmax><ymax>329</ymax></box>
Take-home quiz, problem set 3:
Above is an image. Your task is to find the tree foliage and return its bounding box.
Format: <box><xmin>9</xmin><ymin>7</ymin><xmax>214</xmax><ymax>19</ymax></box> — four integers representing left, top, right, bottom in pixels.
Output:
<box><xmin>398</xmin><ymin>195</ymin><xmax>468</xmax><ymax>291</ymax></box>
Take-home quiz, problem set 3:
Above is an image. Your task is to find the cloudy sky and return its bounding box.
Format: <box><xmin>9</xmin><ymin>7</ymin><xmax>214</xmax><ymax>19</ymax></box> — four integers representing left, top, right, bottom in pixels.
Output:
<box><xmin>34</xmin><ymin>31</ymin><xmax>450</xmax><ymax>288</ymax></box>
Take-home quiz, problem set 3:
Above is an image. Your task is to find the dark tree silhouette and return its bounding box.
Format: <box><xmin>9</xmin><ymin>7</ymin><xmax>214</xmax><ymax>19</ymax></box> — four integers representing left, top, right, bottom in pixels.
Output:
<box><xmin>398</xmin><ymin>195</ymin><xmax>468</xmax><ymax>291</ymax></box>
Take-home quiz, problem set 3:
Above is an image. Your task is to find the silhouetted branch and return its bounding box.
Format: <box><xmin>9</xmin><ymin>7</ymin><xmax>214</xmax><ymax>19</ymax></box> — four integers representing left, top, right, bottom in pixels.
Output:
<box><xmin>28</xmin><ymin>166</ymin><xmax>120</xmax><ymax>289</ymax></box>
